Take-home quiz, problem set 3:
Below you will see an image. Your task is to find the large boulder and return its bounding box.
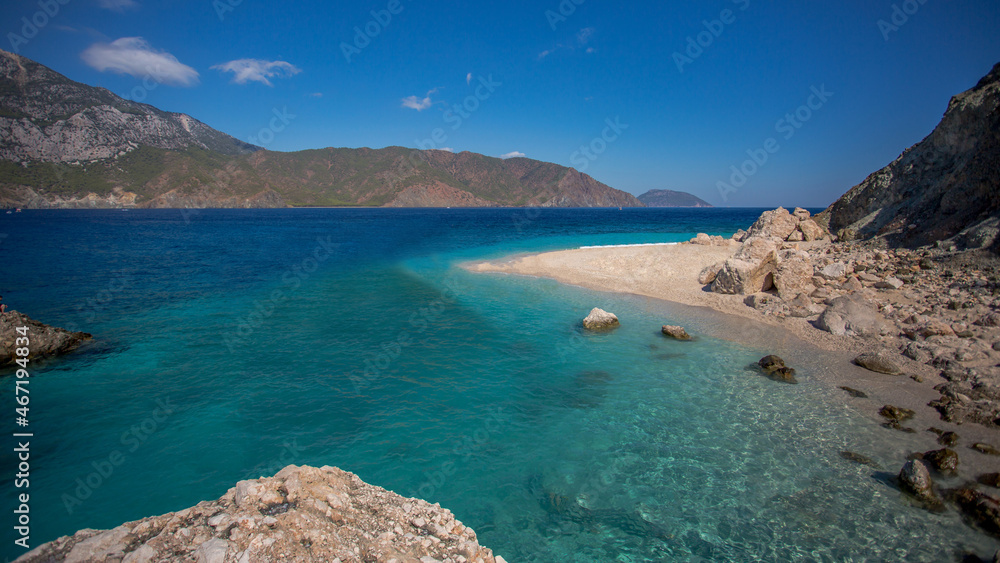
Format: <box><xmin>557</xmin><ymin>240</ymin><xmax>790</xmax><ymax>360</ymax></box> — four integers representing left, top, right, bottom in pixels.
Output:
<box><xmin>17</xmin><ymin>465</ymin><xmax>505</xmax><ymax>563</ymax></box>
<box><xmin>661</xmin><ymin>325</ymin><xmax>692</xmax><ymax>340</ymax></box>
<box><xmin>816</xmin><ymin>295</ymin><xmax>885</xmax><ymax>336</ymax></box>
<box><xmin>697</xmin><ymin>262</ymin><xmax>724</xmax><ymax>285</ymax></box>
<box><xmin>734</xmin><ymin>236</ymin><xmax>781</xmax><ymax>261</ymax></box>
<box><xmin>853</xmin><ymin>351</ymin><xmax>904</xmax><ymax>375</ymax></box>
<box><xmin>1</xmin><ymin>310</ymin><xmax>92</xmax><ymax>367</ymax></box>
<box><xmin>798</xmin><ymin>219</ymin><xmax>825</xmax><ymax>241</ymax></box>
<box><xmin>899</xmin><ymin>460</ymin><xmax>936</xmax><ymax>501</ymax></box>
<box><xmin>774</xmin><ymin>255</ymin><xmax>815</xmax><ymax>299</ymax></box>
<box><xmin>582</xmin><ymin>308</ymin><xmax>620</xmax><ymax>331</ymax></box>
<box><xmin>746</xmin><ymin>207</ymin><xmax>799</xmax><ymax>241</ymax></box>
<box><xmin>711</xmin><ymin>252</ymin><xmax>777</xmax><ymax>295</ymax></box>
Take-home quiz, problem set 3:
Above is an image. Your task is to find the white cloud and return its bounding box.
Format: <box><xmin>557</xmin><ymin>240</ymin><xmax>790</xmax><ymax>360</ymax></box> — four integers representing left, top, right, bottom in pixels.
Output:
<box><xmin>308</xmin><ymin>92</ymin><xmax>322</xmax><ymax>98</ymax></box>
<box><xmin>401</xmin><ymin>88</ymin><xmax>438</xmax><ymax>111</ymax></box>
<box><xmin>586</xmin><ymin>47</ymin><xmax>596</xmax><ymax>54</ymax></box>
<box><xmin>439</xmin><ymin>147</ymin><xmax>454</xmax><ymax>153</ymax></box>
<box><xmin>80</xmin><ymin>37</ymin><xmax>198</xmax><ymax>86</ymax></box>
<box><xmin>500</xmin><ymin>151</ymin><xmax>525</xmax><ymax>159</ymax></box>
<box><xmin>577</xmin><ymin>27</ymin><xmax>595</xmax><ymax>44</ymax></box>
<box><xmin>97</xmin><ymin>0</ymin><xmax>138</xmax><ymax>12</ymax></box>
<box><xmin>537</xmin><ymin>49</ymin><xmax>552</xmax><ymax>60</ymax></box>
<box><xmin>466</xmin><ymin>72</ymin><xmax>472</xmax><ymax>85</ymax></box>
<box><xmin>211</xmin><ymin>59</ymin><xmax>301</xmax><ymax>86</ymax></box>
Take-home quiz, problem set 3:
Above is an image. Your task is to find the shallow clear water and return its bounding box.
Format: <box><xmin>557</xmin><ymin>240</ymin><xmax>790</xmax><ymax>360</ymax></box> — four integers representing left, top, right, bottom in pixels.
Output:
<box><xmin>1</xmin><ymin>208</ymin><xmax>997</xmax><ymax>561</ymax></box>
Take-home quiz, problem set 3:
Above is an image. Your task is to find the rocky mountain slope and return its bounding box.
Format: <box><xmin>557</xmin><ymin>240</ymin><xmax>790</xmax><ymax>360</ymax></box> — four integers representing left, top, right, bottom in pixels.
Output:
<box><xmin>816</xmin><ymin>62</ymin><xmax>1000</xmax><ymax>250</ymax></box>
<box><xmin>0</xmin><ymin>50</ymin><xmax>642</xmax><ymax>209</ymax></box>
<box><xmin>636</xmin><ymin>189</ymin><xmax>712</xmax><ymax>207</ymax></box>
<box><xmin>18</xmin><ymin>464</ymin><xmax>507</xmax><ymax>563</ymax></box>
<box><xmin>0</xmin><ymin>49</ymin><xmax>258</xmax><ymax>163</ymax></box>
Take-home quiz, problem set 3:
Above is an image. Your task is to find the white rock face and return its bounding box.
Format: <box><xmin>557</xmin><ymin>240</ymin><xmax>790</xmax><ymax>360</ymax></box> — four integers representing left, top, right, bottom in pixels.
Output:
<box><xmin>582</xmin><ymin>307</ymin><xmax>620</xmax><ymax>330</ymax></box>
<box><xmin>18</xmin><ymin>465</ymin><xmax>505</xmax><ymax>563</ymax></box>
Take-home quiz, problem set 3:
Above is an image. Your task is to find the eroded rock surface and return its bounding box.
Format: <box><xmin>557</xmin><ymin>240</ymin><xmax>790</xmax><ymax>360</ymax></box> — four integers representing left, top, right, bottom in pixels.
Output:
<box><xmin>18</xmin><ymin>465</ymin><xmax>505</xmax><ymax>563</ymax></box>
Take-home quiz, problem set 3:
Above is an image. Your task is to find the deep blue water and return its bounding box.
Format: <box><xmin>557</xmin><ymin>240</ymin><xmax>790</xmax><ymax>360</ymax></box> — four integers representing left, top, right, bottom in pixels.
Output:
<box><xmin>1</xmin><ymin>208</ymin><xmax>997</xmax><ymax>562</ymax></box>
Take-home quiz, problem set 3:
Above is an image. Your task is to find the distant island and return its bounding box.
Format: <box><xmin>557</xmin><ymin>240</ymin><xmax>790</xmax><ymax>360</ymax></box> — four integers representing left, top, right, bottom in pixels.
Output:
<box><xmin>636</xmin><ymin>189</ymin><xmax>712</xmax><ymax>207</ymax></box>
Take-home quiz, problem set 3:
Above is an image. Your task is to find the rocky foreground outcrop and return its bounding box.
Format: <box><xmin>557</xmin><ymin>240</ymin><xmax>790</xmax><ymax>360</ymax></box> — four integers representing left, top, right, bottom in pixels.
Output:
<box><xmin>0</xmin><ymin>310</ymin><xmax>91</xmax><ymax>367</ymax></box>
<box><xmin>816</xmin><ymin>61</ymin><xmax>1000</xmax><ymax>250</ymax></box>
<box><xmin>18</xmin><ymin>465</ymin><xmax>505</xmax><ymax>563</ymax></box>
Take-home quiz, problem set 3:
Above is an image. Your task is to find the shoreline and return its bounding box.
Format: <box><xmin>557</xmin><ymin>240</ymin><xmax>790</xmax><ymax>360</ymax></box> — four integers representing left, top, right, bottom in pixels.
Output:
<box><xmin>462</xmin><ymin>237</ymin><xmax>1000</xmax><ymax>478</ymax></box>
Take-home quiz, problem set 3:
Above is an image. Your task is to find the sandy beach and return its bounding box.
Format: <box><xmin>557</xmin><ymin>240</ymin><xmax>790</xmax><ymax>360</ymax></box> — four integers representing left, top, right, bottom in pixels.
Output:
<box><xmin>464</xmin><ymin>239</ymin><xmax>1000</xmax><ymax>477</ymax></box>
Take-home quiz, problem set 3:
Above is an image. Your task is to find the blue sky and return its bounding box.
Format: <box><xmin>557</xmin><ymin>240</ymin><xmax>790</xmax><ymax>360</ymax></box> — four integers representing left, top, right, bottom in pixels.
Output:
<box><xmin>4</xmin><ymin>0</ymin><xmax>1000</xmax><ymax>207</ymax></box>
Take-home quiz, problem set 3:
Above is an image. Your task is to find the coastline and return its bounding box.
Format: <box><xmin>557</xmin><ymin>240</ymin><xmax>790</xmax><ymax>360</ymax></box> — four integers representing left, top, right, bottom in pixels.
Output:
<box><xmin>462</xmin><ymin>239</ymin><xmax>1000</xmax><ymax>477</ymax></box>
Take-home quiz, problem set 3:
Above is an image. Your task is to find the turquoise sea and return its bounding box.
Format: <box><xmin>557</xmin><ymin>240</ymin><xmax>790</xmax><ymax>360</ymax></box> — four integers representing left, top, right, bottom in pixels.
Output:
<box><xmin>1</xmin><ymin>208</ymin><xmax>997</xmax><ymax>562</ymax></box>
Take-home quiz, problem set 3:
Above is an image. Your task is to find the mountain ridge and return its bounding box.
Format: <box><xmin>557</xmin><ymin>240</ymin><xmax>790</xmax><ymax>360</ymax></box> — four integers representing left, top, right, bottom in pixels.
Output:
<box><xmin>0</xmin><ymin>50</ymin><xmax>643</xmax><ymax>209</ymax></box>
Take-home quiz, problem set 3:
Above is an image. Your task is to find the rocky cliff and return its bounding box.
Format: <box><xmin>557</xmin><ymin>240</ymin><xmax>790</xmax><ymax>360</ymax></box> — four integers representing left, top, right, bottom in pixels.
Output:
<box><xmin>636</xmin><ymin>189</ymin><xmax>712</xmax><ymax>207</ymax></box>
<box><xmin>18</xmin><ymin>465</ymin><xmax>506</xmax><ymax>563</ymax></box>
<box><xmin>0</xmin><ymin>49</ymin><xmax>258</xmax><ymax>163</ymax></box>
<box><xmin>816</xmin><ymin>62</ymin><xmax>1000</xmax><ymax>250</ymax></box>
<box><xmin>0</xmin><ymin>51</ymin><xmax>643</xmax><ymax>209</ymax></box>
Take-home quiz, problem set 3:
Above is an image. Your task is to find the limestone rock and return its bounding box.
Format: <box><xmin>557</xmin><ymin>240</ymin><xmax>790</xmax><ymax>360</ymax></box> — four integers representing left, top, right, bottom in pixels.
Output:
<box><xmin>582</xmin><ymin>308</ymin><xmax>620</xmax><ymax>331</ymax></box>
<box><xmin>853</xmin><ymin>352</ymin><xmax>904</xmax><ymax>375</ymax></box>
<box><xmin>817</xmin><ymin>262</ymin><xmax>849</xmax><ymax>281</ymax></box>
<box><xmin>697</xmin><ymin>262</ymin><xmax>724</xmax><ymax>285</ymax></box>
<box><xmin>743</xmin><ymin>293</ymin><xmax>789</xmax><ymax>316</ymax></box>
<box><xmin>734</xmin><ymin>236</ymin><xmax>781</xmax><ymax>261</ymax></box>
<box><xmin>792</xmin><ymin>207</ymin><xmax>811</xmax><ymax>221</ymax></box>
<box><xmin>816</xmin><ymin>295</ymin><xmax>885</xmax><ymax>337</ymax></box>
<box><xmin>18</xmin><ymin>465</ymin><xmax>503</xmax><ymax>563</ymax></box>
<box><xmin>745</xmin><ymin>207</ymin><xmax>799</xmax><ymax>241</ymax></box>
<box><xmin>774</xmin><ymin>256</ymin><xmax>815</xmax><ymax>299</ymax></box>
<box><xmin>798</xmin><ymin>219</ymin><xmax>825</xmax><ymax>241</ymax></box>
<box><xmin>661</xmin><ymin>325</ymin><xmax>691</xmax><ymax>340</ymax></box>
<box><xmin>875</xmin><ymin>276</ymin><xmax>905</xmax><ymax>290</ymax></box>
<box><xmin>690</xmin><ymin>233</ymin><xmax>712</xmax><ymax>245</ymax></box>
<box><xmin>899</xmin><ymin>460</ymin><xmax>936</xmax><ymax>501</ymax></box>
<box><xmin>0</xmin><ymin>310</ymin><xmax>92</xmax><ymax>367</ymax></box>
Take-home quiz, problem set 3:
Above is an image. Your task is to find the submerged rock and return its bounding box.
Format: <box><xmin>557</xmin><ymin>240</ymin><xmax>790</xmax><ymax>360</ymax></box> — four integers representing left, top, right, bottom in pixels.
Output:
<box><xmin>973</xmin><ymin>443</ymin><xmax>1000</xmax><ymax>456</ymax></box>
<box><xmin>898</xmin><ymin>459</ymin><xmax>940</xmax><ymax>505</ymax></box>
<box><xmin>952</xmin><ymin>488</ymin><xmax>1000</xmax><ymax>537</ymax></box>
<box><xmin>840</xmin><ymin>451</ymin><xmax>880</xmax><ymax>468</ymax></box>
<box><xmin>839</xmin><ymin>386</ymin><xmax>869</xmax><ymax>398</ymax></box>
<box><xmin>18</xmin><ymin>465</ymin><xmax>504</xmax><ymax>563</ymax></box>
<box><xmin>582</xmin><ymin>308</ymin><xmax>620</xmax><ymax>331</ymax></box>
<box><xmin>938</xmin><ymin>431</ymin><xmax>960</xmax><ymax>447</ymax></box>
<box><xmin>757</xmin><ymin>355</ymin><xmax>798</xmax><ymax>384</ymax></box>
<box><xmin>922</xmin><ymin>448</ymin><xmax>959</xmax><ymax>475</ymax></box>
<box><xmin>0</xmin><ymin>310</ymin><xmax>92</xmax><ymax>367</ymax></box>
<box><xmin>879</xmin><ymin>405</ymin><xmax>916</xmax><ymax>421</ymax></box>
<box><xmin>661</xmin><ymin>325</ymin><xmax>691</xmax><ymax>340</ymax></box>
